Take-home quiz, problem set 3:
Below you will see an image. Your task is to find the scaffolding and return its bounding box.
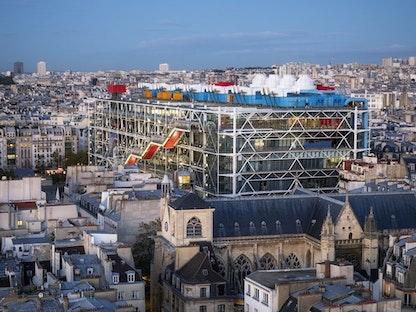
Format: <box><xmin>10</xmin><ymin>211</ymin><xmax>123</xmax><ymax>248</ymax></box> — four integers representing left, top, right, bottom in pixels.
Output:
<box><xmin>88</xmin><ymin>97</ymin><xmax>369</xmax><ymax>198</ymax></box>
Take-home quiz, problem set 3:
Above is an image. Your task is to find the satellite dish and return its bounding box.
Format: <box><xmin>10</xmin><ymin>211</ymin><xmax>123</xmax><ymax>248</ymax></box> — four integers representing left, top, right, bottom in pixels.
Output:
<box><xmin>38</xmin><ymin>292</ymin><xmax>44</xmax><ymax>298</ymax></box>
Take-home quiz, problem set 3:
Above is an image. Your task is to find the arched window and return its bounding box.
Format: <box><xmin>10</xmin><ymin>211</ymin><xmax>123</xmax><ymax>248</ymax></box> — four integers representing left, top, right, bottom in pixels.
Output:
<box><xmin>348</xmin><ymin>232</ymin><xmax>353</xmax><ymax>240</ymax></box>
<box><xmin>285</xmin><ymin>253</ymin><xmax>301</xmax><ymax>269</ymax></box>
<box><xmin>216</xmin><ymin>256</ymin><xmax>226</xmax><ymax>277</ymax></box>
<box><xmin>259</xmin><ymin>253</ymin><xmax>277</xmax><ymax>270</ymax></box>
<box><xmin>234</xmin><ymin>255</ymin><xmax>252</xmax><ymax>288</ymax></box>
<box><xmin>186</xmin><ymin>217</ymin><xmax>202</xmax><ymax>237</ymax></box>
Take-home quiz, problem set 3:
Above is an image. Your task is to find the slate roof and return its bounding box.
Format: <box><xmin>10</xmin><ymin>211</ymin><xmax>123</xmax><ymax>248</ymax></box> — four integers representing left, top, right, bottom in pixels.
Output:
<box><xmin>12</xmin><ymin>236</ymin><xmax>51</xmax><ymax>245</ymax></box>
<box><xmin>4</xmin><ymin>298</ymin><xmax>63</xmax><ymax>312</ymax></box>
<box><xmin>62</xmin><ymin>254</ymin><xmax>102</xmax><ymax>279</ymax></box>
<box><xmin>206</xmin><ymin>190</ymin><xmax>416</xmax><ymax>239</ymax></box>
<box><xmin>331</xmin><ymin>192</ymin><xmax>416</xmax><ymax>231</ymax></box>
<box><xmin>209</xmin><ymin>194</ymin><xmax>344</xmax><ymax>239</ymax></box>
<box><xmin>176</xmin><ymin>252</ymin><xmax>225</xmax><ymax>285</ymax></box>
<box><xmin>170</xmin><ymin>192</ymin><xmax>212</xmax><ymax>210</ymax></box>
<box><xmin>108</xmin><ymin>254</ymin><xmax>142</xmax><ymax>283</ymax></box>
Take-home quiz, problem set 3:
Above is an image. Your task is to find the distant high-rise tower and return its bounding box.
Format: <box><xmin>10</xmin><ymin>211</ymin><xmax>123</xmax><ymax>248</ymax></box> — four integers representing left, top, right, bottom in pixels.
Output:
<box><xmin>159</xmin><ymin>63</ymin><xmax>169</xmax><ymax>72</ymax></box>
<box><xmin>37</xmin><ymin>61</ymin><xmax>47</xmax><ymax>76</ymax></box>
<box><xmin>13</xmin><ymin>62</ymin><xmax>24</xmax><ymax>75</ymax></box>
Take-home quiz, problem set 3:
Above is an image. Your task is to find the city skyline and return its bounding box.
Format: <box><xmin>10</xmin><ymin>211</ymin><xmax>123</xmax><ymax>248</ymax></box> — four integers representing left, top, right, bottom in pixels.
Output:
<box><xmin>1</xmin><ymin>0</ymin><xmax>416</xmax><ymax>73</ymax></box>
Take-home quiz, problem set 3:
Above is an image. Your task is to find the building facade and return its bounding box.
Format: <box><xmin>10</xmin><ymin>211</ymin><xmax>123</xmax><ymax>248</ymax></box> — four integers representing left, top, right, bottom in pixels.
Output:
<box><xmin>37</xmin><ymin>61</ymin><xmax>47</xmax><ymax>76</ymax></box>
<box><xmin>13</xmin><ymin>62</ymin><xmax>24</xmax><ymax>75</ymax></box>
<box><xmin>151</xmin><ymin>189</ymin><xmax>416</xmax><ymax>311</ymax></box>
<box><xmin>89</xmin><ymin>77</ymin><xmax>369</xmax><ymax>197</ymax></box>
<box><xmin>0</xmin><ymin>125</ymin><xmax>78</xmax><ymax>170</ymax></box>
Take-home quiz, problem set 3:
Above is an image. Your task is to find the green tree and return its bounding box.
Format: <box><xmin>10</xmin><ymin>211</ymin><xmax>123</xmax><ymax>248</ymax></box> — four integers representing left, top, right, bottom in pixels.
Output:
<box><xmin>0</xmin><ymin>168</ymin><xmax>15</xmax><ymax>179</ymax></box>
<box><xmin>51</xmin><ymin>151</ymin><xmax>64</xmax><ymax>168</ymax></box>
<box><xmin>131</xmin><ymin>219</ymin><xmax>161</xmax><ymax>277</ymax></box>
<box><xmin>65</xmin><ymin>150</ymin><xmax>88</xmax><ymax>167</ymax></box>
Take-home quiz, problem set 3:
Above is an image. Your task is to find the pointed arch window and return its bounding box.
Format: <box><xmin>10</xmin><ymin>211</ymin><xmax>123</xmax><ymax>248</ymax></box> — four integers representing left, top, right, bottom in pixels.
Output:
<box><xmin>285</xmin><ymin>253</ymin><xmax>301</xmax><ymax>269</ymax></box>
<box><xmin>259</xmin><ymin>253</ymin><xmax>277</xmax><ymax>270</ymax></box>
<box><xmin>234</xmin><ymin>255</ymin><xmax>252</xmax><ymax>287</ymax></box>
<box><xmin>216</xmin><ymin>256</ymin><xmax>226</xmax><ymax>277</ymax></box>
<box><xmin>187</xmin><ymin>217</ymin><xmax>202</xmax><ymax>237</ymax></box>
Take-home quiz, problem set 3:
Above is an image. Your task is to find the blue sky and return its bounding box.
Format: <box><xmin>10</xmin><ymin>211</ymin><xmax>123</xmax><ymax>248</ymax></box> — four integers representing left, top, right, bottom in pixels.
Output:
<box><xmin>1</xmin><ymin>0</ymin><xmax>415</xmax><ymax>72</ymax></box>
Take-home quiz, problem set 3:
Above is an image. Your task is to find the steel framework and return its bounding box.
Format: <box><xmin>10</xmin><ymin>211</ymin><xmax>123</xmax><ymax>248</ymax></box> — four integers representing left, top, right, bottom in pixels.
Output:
<box><xmin>88</xmin><ymin>98</ymin><xmax>369</xmax><ymax>198</ymax></box>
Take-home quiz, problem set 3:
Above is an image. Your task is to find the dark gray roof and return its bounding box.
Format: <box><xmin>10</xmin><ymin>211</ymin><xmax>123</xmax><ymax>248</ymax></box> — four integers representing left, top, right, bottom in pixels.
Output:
<box><xmin>176</xmin><ymin>252</ymin><xmax>225</xmax><ymax>284</ymax></box>
<box><xmin>208</xmin><ymin>191</ymin><xmax>416</xmax><ymax>239</ymax></box>
<box><xmin>5</xmin><ymin>298</ymin><xmax>63</xmax><ymax>312</ymax></box>
<box><xmin>331</xmin><ymin>192</ymin><xmax>416</xmax><ymax>230</ymax></box>
<box><xmin>12</xmin><ymin>236</ymin><xmax>51</xmax><ymax>245</ymax></box>
<box><xmin>246</xmin><ymin>269</ymin><xmax>317</xmax><ymax>289</ymax></box>
<box><xmin>170</xmin><ymin>192</ymin><xmax>212</xmax><ymax>210</ymax></box>
<box><xmin>209</xmin><ymin>194</ymin><xmax>343</xmax><ymax>239</ymax></box>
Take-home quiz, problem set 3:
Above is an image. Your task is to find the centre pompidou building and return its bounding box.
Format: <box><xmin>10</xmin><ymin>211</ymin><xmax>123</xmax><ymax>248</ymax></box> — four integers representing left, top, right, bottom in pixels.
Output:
<box><xmin>88</xmin><ymin>75</ymin><xmax>369</xmax><ymax>198</ymax></box>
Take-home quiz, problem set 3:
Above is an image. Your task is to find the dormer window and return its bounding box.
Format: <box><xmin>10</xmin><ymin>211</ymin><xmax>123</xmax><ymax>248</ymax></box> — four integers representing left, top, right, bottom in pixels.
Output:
<box><xmin>87</xmin><ymin>267</ymin><xmax>94</xmax><ymax>276</ymax></box>
<box><xmin>127</xmin><ymin>272</ymin><xmax>135</xmax><ymax>283</ymax></box>
<box><xmin>261</xmin><ymin>221</ymin><xmax>267</xmax><ymax>234</ymax></box>
<box><xmin>276</xmin><ymin>220</ymin><xmax>282</xmax><ymax>234</ymax></box>
<box><xmin>234</xmin><ymin>222</ymin><xmax>241</xmax><ymax>236</ymax></box>
<box><xmin>112</xmin><ymin>273</ymin><xmax>120</xmax><ymax>284</ymax></box>
<box><xmin>249</xmin><ymin>221</ymin><xmax>256</xmax><ymax>235</ymax></box>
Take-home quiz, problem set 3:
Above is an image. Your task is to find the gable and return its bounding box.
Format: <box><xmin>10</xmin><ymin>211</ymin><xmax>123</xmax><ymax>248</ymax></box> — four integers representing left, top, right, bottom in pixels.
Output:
<box><xmin>332</xmin><ymin>192</ymin><xmax>416</xmax><ymax>231</ymax></box>
<box><xmin>334</xmin><ymin>199</ymin><xmax>362</xmax><ymax>240</ymax></box>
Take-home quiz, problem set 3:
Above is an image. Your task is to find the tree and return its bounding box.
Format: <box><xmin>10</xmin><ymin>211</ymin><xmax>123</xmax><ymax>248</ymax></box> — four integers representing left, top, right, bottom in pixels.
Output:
<box><xmin>131</xmin><ymin>219</ymin><xmax>161</xmax><ymax>277</ymax></box>
<box><xmin>51</xmin><ymin>151</ymin><xmax>64</xmax><ymax>168</ymax></box>
<box><xmin>65</xmin><ymin>150</ymin><xmax>88</xmax><ymax>167</ymax></box>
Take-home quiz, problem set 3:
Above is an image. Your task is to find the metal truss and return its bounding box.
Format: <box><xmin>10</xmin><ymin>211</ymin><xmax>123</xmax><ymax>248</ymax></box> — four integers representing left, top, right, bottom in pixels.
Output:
<box><xmin>89</xmin><ymin>98</ymin><xmax>369</xmax><ymax>198</ymax></box>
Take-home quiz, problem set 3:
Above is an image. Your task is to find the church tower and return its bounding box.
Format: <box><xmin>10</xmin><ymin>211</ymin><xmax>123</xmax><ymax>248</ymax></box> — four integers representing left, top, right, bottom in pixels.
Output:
<box><xmin>320</xmin><ymin>206</ymin><xmax>335</xmax><ymax>262</ymax></box>
<box><xmin>362</xmin><ymin>207</ymin><xmax>379</xmax><ymax>277</ymax></box>
<box><xmin>151</xmin><ymin>191</ymin><xmax>215</xmax><ymax>311</ymax></box>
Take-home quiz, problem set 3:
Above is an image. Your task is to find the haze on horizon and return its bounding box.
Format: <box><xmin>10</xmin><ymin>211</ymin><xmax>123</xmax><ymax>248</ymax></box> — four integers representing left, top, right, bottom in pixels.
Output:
<box><xmin>1</xmin><ymin>0</ymin><xmax>415</xmax><ymax>73</ymax></box>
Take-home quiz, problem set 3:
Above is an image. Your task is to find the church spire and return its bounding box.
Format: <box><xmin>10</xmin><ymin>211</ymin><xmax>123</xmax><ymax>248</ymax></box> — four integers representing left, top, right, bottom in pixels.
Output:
<box><xmin>364</xmin><ymin>206</ymin><xmax>377</xmax><ymax>234</ymax></box>
<box><xmin>322</xmin><ymin>205</ymin><xmax>334</xmax><ymax>237</ymax></box>
<box><xmin>320</xmin><ymin>205</ymin><xmax>335</xmax><ymax>261</ymax></box>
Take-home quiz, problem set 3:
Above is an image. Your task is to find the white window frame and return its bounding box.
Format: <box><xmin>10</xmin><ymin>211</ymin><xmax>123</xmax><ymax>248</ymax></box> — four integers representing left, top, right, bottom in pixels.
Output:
<box><xmin>112</xmin><ymin>274</ymin><xmax>120</xmax><ymax>284</ymax></box>
<box><xmin>117</xmin><ymin>291</ymin><xmax>125</xmax><ymax>300</ymax></box>
<box><xmin>127</xmin><ymin>272</ymin><xmax>135</xmax><ymax>283</ymax></box>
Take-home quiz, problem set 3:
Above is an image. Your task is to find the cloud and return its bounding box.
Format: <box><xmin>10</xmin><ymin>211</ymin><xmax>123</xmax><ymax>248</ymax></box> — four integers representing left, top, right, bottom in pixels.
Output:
<box><xmin>388</xmin><ymin>44</ymin><xmax>405</xmax><ymax>49</ymax></box>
